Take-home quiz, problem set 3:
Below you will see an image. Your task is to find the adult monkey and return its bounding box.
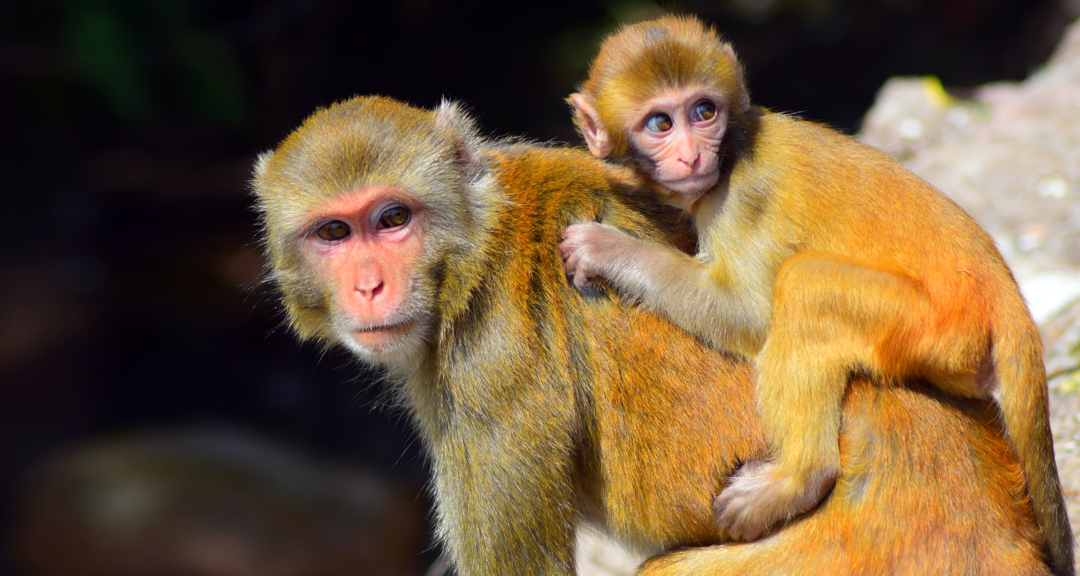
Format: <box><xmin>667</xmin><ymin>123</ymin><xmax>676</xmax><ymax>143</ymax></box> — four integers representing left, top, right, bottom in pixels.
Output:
<box><xmin>560</xmin><ymin>15</ymin><xmax>1073</xmax><ymax>573</ymax></box>
<box><xmin>252</xmin><ymin>96</ymin><xmax>1052</xmax><ymax>575</ymax></box>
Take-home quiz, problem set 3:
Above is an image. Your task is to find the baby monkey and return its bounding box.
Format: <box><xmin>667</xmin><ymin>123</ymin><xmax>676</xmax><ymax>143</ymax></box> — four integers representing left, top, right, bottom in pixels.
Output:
<box><xmin>560</xmin><ymin>15</ymin><xmax>1073</xmax><ymax>575</ymax></box>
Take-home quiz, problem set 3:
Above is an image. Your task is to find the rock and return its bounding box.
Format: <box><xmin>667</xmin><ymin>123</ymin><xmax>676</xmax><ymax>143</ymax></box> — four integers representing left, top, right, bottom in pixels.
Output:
<box><xmin>10</xmin><ymin>427</ymin><xmax>427</xmax><ymax>576</ymax></box>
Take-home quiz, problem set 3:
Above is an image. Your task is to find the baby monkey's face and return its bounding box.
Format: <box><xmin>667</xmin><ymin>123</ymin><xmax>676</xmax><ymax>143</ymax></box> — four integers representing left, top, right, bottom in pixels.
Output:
<box><xmin>627</xmin><ymin>86</ymin><xmax>729</xmax><ymax>198</ymax></box>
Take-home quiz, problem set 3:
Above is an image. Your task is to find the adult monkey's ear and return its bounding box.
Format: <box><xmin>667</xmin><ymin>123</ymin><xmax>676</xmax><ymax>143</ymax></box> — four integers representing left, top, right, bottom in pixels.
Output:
<box><xmin>434</xmin><ymin>99</ymin><xmax>487</xmax><ymax>182</ymax></box>
<box><xmin>569</xmin><ymin>93</ymin><xmax>613</xmax><ymax>159</ymax></box>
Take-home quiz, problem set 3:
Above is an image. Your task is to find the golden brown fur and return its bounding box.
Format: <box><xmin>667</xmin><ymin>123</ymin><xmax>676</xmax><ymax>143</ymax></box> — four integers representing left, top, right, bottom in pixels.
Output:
<box><xmin>252</xmin><ymin>96</ymin><xmax>1055</xmax><ymax>575</ymax></box>
<box><xmin>563</xmin><ymin>16</ymin><xmax>1072</xmax><ymax>573</ymax></box>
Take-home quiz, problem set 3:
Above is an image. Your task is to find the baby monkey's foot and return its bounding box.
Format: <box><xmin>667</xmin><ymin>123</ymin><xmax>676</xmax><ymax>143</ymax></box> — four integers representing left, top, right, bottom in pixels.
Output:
<box><xmin>712</xmin><ymin>459</ymin><xmax>838</xmax><ymax>541</ymax></box>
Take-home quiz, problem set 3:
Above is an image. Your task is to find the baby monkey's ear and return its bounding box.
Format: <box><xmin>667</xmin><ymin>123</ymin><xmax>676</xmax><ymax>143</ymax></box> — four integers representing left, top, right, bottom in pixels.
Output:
<box><xmin>569</xmin><ymin>93</ymin><xmax>613</xmax><ymax>159</ymax></box>
<box><xmin>720</xmin><ymin>44</ymin><xmax>751</xmax><ymax>114</ymax></box>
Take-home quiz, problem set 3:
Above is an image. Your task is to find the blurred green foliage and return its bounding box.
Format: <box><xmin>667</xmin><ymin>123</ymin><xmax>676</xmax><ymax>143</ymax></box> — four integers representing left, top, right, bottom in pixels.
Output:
<box><xmin>57</xmin><ymin>0</ymin><xmax>250</xmax><ymax>129</ymax></box>
<box><xmin>62</xmin><ymin>4</ymin><xmax>155</xmax><ymax>122</ymax></box>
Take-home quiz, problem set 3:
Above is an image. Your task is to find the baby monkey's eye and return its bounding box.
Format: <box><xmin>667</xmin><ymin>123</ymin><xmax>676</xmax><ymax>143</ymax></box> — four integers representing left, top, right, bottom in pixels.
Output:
<box><xmin>645</xmin><ymin>113</ymin><xmax>673</xmax><ymax>133</ymax></box>
<box><xmin>692</xmin><ymin>100</ymin><xmax>717</xmax><ymax>122</ymax></box>
<box><xmin>316</xmin><ymin>220</ymin><xmax>351</xmax><ymax>241</ymax></box>
<box><xmin>378</xmin><ymin>205</ymin><xmax>411</xmax><ymax>229</ymax></box>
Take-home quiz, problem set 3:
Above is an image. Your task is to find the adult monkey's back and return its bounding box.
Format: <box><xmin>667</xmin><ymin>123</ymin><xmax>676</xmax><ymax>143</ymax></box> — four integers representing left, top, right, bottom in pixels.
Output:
<box><xmin>252</xmin><ymin>96</ymin><xmax>1052</xmax><ymax>575</ymax></box>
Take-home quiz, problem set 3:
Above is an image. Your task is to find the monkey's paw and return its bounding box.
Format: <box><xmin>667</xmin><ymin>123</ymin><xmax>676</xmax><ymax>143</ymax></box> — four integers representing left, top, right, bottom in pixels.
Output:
<box><xmin>712</xmin><ymin>459</ymin><xmax>836</xmax><ymax>541</ymax></box>
<box><xmin>559</xmin><ymin>221</ymin><xmax>628</xmax><ymax>288</ymax></box>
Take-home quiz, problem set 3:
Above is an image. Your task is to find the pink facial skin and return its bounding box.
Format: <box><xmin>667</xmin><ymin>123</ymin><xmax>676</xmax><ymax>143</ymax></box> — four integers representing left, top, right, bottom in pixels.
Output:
<box><xmin>628</xmin><ymin>87</ymin><xmax>729</xmax><ymax>199</ymax></box>
<box><xmin>301</xmin><ymin>186</ymin><xmax>426</xmax><ymax>353</ymax></box>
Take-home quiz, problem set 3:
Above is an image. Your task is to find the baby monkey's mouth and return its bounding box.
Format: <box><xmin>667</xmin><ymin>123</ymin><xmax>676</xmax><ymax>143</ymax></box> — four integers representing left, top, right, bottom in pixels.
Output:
<box><xmin>663</xmin><ymin>168</ymin><xmax>720</xmax><ymax>193</ymax></box>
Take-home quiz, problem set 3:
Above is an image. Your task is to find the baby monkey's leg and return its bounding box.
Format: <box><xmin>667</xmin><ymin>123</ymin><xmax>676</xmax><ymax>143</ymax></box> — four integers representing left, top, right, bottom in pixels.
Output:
<box><xmin>713</xmin><ymin>251</ymin><xmax>975</xmax><ymax>541</ymax></box>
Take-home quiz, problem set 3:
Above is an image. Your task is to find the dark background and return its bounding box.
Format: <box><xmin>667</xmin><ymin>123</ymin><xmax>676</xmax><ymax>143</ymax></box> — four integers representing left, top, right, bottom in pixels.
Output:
<box><xmin>1</xmin><ymin>0</ymin><xmax>1076</xmax><ymax>573</ymax></box>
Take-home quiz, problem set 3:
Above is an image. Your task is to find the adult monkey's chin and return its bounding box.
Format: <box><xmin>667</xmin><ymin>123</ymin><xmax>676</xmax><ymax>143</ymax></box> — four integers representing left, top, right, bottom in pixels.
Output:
<box><xmin>334</xmin><ymin>317</ymin><xmax>431</xmax><ymax>371</ymax></box>
<box><xmin>349</xmin><ymin>321</ymin><xmax>416</xmax><ymax>351</ymax></box>
<box><xmin>341</xmin><ymin>319</ymin><xmax>434</xmax><ymax>371</ymax></box>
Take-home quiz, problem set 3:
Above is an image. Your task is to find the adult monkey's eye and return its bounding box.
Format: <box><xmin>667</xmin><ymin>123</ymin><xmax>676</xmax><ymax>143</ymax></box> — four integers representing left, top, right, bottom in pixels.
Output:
<box><xmin>378</xmin><ymin>205</ymin><xmax>411</xmax><ymax>229</ymax></box>
<box><xmin>692</xmin><ymin>100</ymin><xmax>717</xmax><ymax>122</ymax></box>
<box><xmin>645</xmin><ymin>113</ymin><xmax>673</xmax><ymax>133</ymax></box>
<box><xmin>315</xmin><ymin>220</ymin><xmax>350</xmax><ymax>241</ymax></box>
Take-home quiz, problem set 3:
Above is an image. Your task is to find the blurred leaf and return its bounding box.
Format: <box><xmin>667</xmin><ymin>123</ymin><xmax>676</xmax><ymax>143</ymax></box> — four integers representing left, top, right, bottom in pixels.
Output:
<box><xmin>177</xmin><ymin>34</ymin><xmax>250</xmax><ymax>129</ymax></box>
<box><xmin>62</xmin><ymin>5</ymin><xmax>154</xmax><ymax>122</ymax></box>
<box><xmin>543</xmin><ymin>24</ymin><xmax>612</xmax><ymax>89</ymax></box>
<box><xmin>1053</xmin><ymin>368</ymin><xmax>1080</xmax><ymax>393</ymax></box>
